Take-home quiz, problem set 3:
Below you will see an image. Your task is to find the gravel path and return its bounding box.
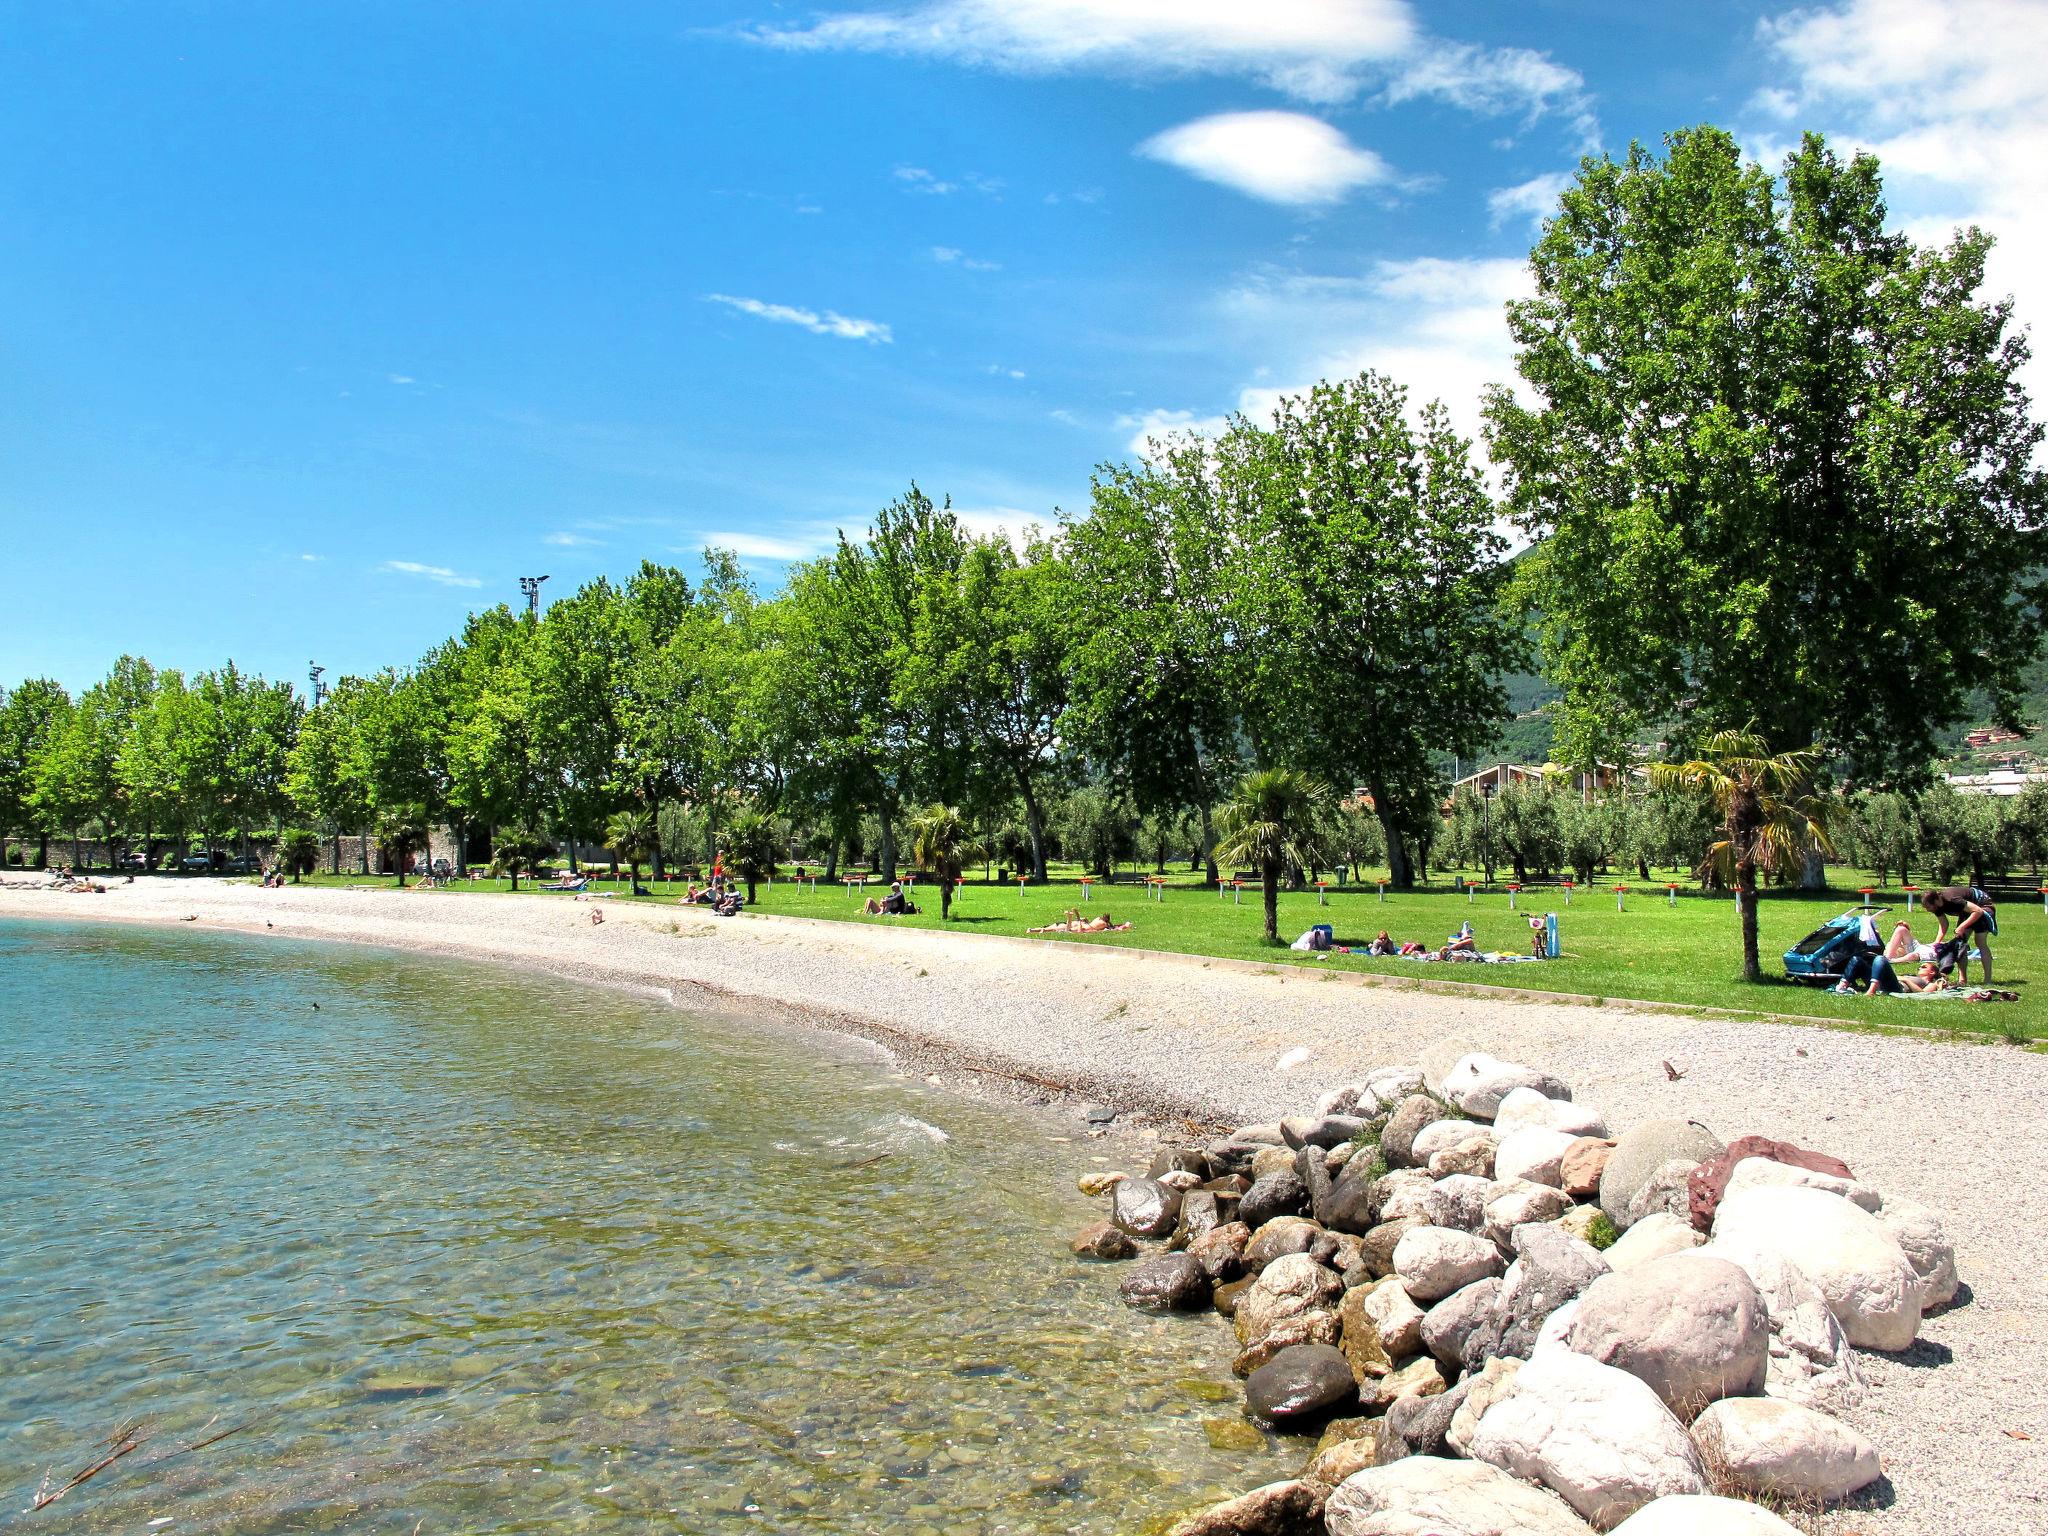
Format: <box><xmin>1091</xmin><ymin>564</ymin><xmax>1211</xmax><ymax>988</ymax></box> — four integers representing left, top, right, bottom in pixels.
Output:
<box><xmin>8</xmin><ymin>880</ymin><xmax>2045</xmax><ymax>1534</ymax></box>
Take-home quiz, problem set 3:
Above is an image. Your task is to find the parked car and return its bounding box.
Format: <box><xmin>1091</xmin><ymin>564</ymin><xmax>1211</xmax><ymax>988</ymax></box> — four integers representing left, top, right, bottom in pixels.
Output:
<box><xmin>222</xmin><ymin>854</ymin><xmax>260</xmax><ymax>875</ymax></box>
<box><xmin>117</xmin><ymin>851</ymin><xmax>149</xmax><ymax>871</ymax></box>
<box><xmin>179</xmin><ymin>852</ymin><xmax>215</xmax><ymax>873</ymax></box>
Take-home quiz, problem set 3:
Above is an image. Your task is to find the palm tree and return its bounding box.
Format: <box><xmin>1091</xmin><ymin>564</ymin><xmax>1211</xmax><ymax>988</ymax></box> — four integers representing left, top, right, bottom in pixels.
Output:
<box><xmin>1650</xmin><ymin>726</ymin><xmax>1835</xmax><ymax>983</ymax></box>
<box><xmin>491</xmin><ymin>827</ymin><xmax>554</xmax><ymax>893</ymax></box>
<box><xmin>277</xmin><ymin>827</ymin><xmax>321</xmax><ymax>883</ymax></box>
<box><xmin>1213</xmin><ymin>769</ymin><xmax>1333</xmax><ymax>944</ymax></box>
<box><xmin>605</xmin><ymin>807</ymin><xmax>659</xmax><ymax>896</ymax></box>
<box><xmin>909</xmin><ymin>801</ymin><xmax>972</xmax><ymax>920</ymax></box>
<box><xmin>721</xmin><ymin>808</ymin><xmax>780</xmax><ymax>903</ymax></box>
<box><xmin>375</xmin><ymin>806</ymin><xmax>429</xmax><ymax>888</ymax></box>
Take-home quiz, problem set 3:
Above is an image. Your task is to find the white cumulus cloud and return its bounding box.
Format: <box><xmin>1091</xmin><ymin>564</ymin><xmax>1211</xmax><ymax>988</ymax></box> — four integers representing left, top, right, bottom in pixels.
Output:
<box><xmin>544</xmin><ymin>531</ymin><xmax>604</xmax><ymax>548</ymax></box>
<box><xmin>1139</xmin><ymin>112</ymin><xmax>1393</xmax><ymax>205</ymax></box>
<box><xmin>1487</xmin><ymin>171</ymin><xmax>1570</xmax><ymax>229</ymax></box>
<box><xmin>382</xmin><ymin>560</ymin><xmax>482</xmax><ymax>588</ymax></box>
<box><xmin>705</xmin><ymin>293</ymin><xmax>894</xmax><ymax>343</ymax></box>
<box><xmin>695</xmin><ymin>531</ymin><xmax>833</xmax><ymax>561</ymax></box>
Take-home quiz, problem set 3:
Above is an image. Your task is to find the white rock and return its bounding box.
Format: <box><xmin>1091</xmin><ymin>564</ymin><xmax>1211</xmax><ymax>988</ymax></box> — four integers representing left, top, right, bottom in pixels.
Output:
<box><xmin>1324</xmin><ymin>1455</ymin><xmax>1595</xmax><ymax>1536</ymax></box>
<box><xmin>1440</xmin><ymin>1051</ymin><xmax>1511</xmax><ymax>1105</ymax></box>
<box><xmin>1494</xmin><ymin>1127</ymin><xmax>1580</xmax><ymax>1188</ymax></box>
<box><xmin>1411</xmin><ymin>1118</ymin><xmax>1480</xmax><ymax>1165</ymax></box>
<box><xmin>1480</xmin><ymin>1179</ymin><xmax>1573</xmax><ymax>1249</ymax></box>
<box><xmin>1427</xmin><ymin>1129</ymin><xmax>1500</xmax><ymax>1180</ymax></box>
<box><xmin>1877</xmin><ymin>1197</ymin><xmax>1959</xmax><ymax>1310</ymax></box>
<box><xmin>1534</xmin><ymin>1298</ymin><xmax>1581</xmax><ymax>1355</ymax></box>
<box><xmin>1606</xmin><ymin>1494</ymin><xmax>1803</xmax><ymax>1535</ymax></box>
<box><xmin>1465</xmin><ymin>1349</ymin><xmax>1707</xmax><ymax>1527</ymax></box>
<box><xmin>1377</xmin><ymin>1169</ymin><xmax>1438</xmax><ymax>1223</ymax></box>
<box><xmin>1357</xmin><ymin>1273</ymin><xmax>1428</xmax><ymax>1359</ymax></box>
<box><xmin>1569</xmin><ymin>1254</ymin><xmax>1769</xmax><ymax>1417</ymax></box>
<box><xmin>1496</xmin><ymin>1086</ymin><xmax>1610</xmax><ymax>1138</ymax></box>
<box><xmin>1361</xmin><ymin>1065</ymin><xmax>1427</xmax><ymax>1113</ymax></box>
<box><xmin>1725</xmin><ymin>1156</ymin><xmax>1880</xmax><ymax>1211</ymax></box>
<box><xmin>1443</xmin><ymin>1055</ymin><xmax>1573</xmax><ymax>1119</ymax></box>
<box><xmin>1690</xmin><ymin>1242</ymin><xmax>1863</xmax><ymax>1407</ymax></box>
<box><xmin>1606</xmin><ymin>1212</ymin><xmax>1703</xmax><ymax>1272</ymax></box>
<box><xmin>1447</xmin><ymin>1356</ymin><xmax>1523</xmax><ymax>1456</ymax></box>
<box><xmin>1691</xmin><ymin>1397</ymin><xmax>1883</xmax><ymax>1502</ymax></box>
<box><xmin>1713</xmin><ymin>1187</ymin><xmax>1922</xmax><ymax>1351</ymax></box>
<box><xmin>1394</xmin><ymin>1225</ymin><xmax>1505</xmax><ymax>1303</ymax></box>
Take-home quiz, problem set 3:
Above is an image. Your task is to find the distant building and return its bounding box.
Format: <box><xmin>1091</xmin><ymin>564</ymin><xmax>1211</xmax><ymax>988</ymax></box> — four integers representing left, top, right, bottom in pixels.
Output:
<box><xmin>1447</xmin><ymin>762</ymin><xmax>1628</xmax><ymax>801</ymax></box>
<box><xmin>1945</xmin><ymin>767</ymin><xmax>2048</xmax><ymax>797</ymax></box>
<box><xmin>1964</xmin><ymin>726</ymin><xmax>2026</xmax><ymax>749</ymax></box>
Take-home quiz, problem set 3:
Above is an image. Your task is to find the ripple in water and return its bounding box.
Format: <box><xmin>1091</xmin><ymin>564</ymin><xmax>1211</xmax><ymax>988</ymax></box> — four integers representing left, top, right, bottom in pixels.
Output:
<box><xmin>0</xmin><ymin>919</ymin><xmax>1292</xmax><ymax>1533</ymax></box>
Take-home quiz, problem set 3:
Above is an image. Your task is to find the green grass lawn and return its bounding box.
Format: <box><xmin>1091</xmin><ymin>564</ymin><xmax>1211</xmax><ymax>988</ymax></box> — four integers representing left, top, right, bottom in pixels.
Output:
<box><xmin>279</xmin><ymin>863</ymin><xmax>2042</xmax><ymax>1043</ymax></box>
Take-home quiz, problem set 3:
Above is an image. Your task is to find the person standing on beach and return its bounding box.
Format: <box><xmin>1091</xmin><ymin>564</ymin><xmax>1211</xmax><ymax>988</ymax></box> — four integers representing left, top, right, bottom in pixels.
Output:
<box><xmin>1924</xmin><ymin>884</ymin><xmax>1996</xmax><ymax>983</ymax></box>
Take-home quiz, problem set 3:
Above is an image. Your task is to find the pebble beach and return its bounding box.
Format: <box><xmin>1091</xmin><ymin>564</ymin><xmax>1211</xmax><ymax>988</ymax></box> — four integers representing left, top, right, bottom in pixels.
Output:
<box><xmin>7</xmin><ymin>878</ymin><xmax>2044</xmax><ymax>1534</ymax></box>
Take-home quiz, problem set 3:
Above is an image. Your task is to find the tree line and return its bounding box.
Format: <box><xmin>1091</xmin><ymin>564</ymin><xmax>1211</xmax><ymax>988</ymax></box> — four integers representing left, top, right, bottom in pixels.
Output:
<box><xmin>4</xmin><ymin>127</ymin><xmax>2045</xmax><ymax>919</ymax></box>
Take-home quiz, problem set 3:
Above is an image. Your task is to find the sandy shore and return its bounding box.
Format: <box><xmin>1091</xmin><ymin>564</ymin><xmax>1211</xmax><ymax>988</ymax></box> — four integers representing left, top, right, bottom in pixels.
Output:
<box><xmin>6</xmin><ymin>877</ymin><xmax>2044</xmax><ymax>1533</ymax></box>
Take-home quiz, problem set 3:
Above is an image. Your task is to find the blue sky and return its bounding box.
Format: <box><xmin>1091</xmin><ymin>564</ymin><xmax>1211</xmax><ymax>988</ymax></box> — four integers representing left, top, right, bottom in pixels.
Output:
<box><xmin>5</xmin><ymin>0</ymin><xmax>2044</xmax><ymax>692</ymax></box>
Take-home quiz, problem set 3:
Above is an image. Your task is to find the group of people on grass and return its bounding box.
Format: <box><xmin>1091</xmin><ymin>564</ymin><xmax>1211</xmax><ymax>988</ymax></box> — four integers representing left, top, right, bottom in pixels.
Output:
<box><xmin>682</xmin><ymin>876</ymin><xmax>747</xmax><ymax>917</ymax></box>
<box><xmin>1834</xmin><ymin>884</ymin><xmax>1998</xmax><ymax>996</ymax></box>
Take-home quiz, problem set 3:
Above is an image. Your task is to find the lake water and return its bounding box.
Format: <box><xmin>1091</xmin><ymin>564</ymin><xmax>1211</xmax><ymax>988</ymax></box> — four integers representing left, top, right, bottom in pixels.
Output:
<box><xmin>0</xmin><ymin>919</ymin><xmax>1293</xmax><ymax>1533</ymax></box>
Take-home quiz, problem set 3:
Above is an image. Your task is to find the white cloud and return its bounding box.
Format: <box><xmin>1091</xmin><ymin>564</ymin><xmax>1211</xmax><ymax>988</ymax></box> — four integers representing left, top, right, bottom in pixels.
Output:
<box><xmin>933</xmin><ymin>245</ymin><xmax>1002</xmax><ymax>269</ymax></box>
<box><xmin>984</xmin><ymin>363</ymin><xmax>1026</xmax><ymax>379</ymax></box>
<box><xmin>1487</xmin><ymin>171</ymin><xmax>1570</xmax><ymax>229</ymax></box>
<box><xmin>747</xmin><ymin>0</ymin><xmax>1589</xmax><ymax>128</ymax></box>
<box><xmin>895</xmin><ymin>165</ymin><xmax>1002</xmax><ymax>197</ymax></box>
<box><xmin>382</xmin><ymin>560</ymin><xmax>482</xmax><ymax>588</ymax></box>
<box><xmin>694</xmin><ymin>530</ymin><xmax>833</xmax><ymax>561</ymax></box>
<box><xmin>1758</xmin><ymin>0</ymin><xmax>2048</xmax><ymax>388</ymax></box>
<box><xmin>1121</xmin><ymin>407</ymin><xmax>1234</xmax><ymax>455</ymax></box>
<box><xmin>298</xmin><ymin>553</ymin><xmax>319</xmax><ymax>562</ymax></box>
<box><xmin>544</xmin><ymin>531</ymin><xmax>603</xmax><ymax>547</ymax></box>
<box><xmin>704</xmin><ymin>293</ymin><xmax>894</xmax><ymax>343</ymax></box>
<box><xmin>1139</xmin><ymin>112</ymin><xmax>1393</xmax><ymax>205</ymax></box>
<box><xmin>387</xmin><ymin>373</ymin><xmax>416</xmax><ymax>385</ymax></box>
<box><xmin>951</xmin><ymin>505</ymin><xmax>1046</xmax><ymax>549</ymax></box>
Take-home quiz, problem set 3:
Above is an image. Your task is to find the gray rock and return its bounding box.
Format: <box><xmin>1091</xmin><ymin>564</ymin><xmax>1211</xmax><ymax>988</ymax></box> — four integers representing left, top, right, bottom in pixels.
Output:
<box><xmin>1283</xmin><ymin>1113</ymin><xmax>1369</xmax><ymax>1150</ymax></box>
<box><xmin>1427</xmin><ymin>1130</ymin><xmax>1500</xmax><ymax>1180</ymax></box>
<box><xmin>1379</xmin><ymin>1095</ymin><xmax>1443</xmax><ymax>1168</ymax></box>
<box><xmin>1119</xmin><ymin>1252</ymin><xmax>1212</xmax><ymax>1311</ymax></box>
<box><xmin>1480</xmin><ymin>1180</ymin><xmax>1574</xmax><ymax>1249</ymax></box>
<box><xmin>1235</xmin><ymin>1252</ymin><xmax>1346</xmax><ymax>1350</ymax></box>
<box><xmin>1244</xmin><ymin>1343</ymin><xmax>1358</xmax><ymax>1428</ymax></box>
<box><xmin>1189</xmin><ymin>1220</ymin><xmax>1252</xmax><ymax>1281</ymax></box>
<box><xmin>1176</xmin><ymin>1188</ymin><xmax>1222</xmax><ymax>1244</ymax></box>
<box><xmin>1150</xmin><ymin>1145</ymin><xmax>1214</xmax><ymax>1180</ymax></box>
<box><xmin>1624</xmin><ymin>1159</ymin><xmax>1704</xmax><ymax>1230</ymax></box>
<box><xmin>1422</xmin><ymin>1172</ymin><xmax>1494</xmax><ymax>1232</ymax></box>
<box><xmin>1601</xmin><ymin>1120</ymin><xmax>1724</xmax><ymax>1229</ymax></box>
<box><xmin>1394</xmin><ymin>1225</ymin><xmax>1505</xmax><ymax>1302</ymax></box>
<box><xmin>1083</xmin><ymin>1103</ymin><xmax>1116</xmax><ymax>1125</ymax></box>
<box><xmin>1244</xmin><ymin>1216</ymin><xmax>1325</xmax><ymax>1272</ymax></box>
<box><xmin>1494</xmin><ymin>1224</ymin><xmax>1610</xmax><ymax>1358</ymax></box>
<box><xmin>1374</xmin><ymin>1168</ymin><xmax>1437</xmax><ymax>1223</ymax></box>
<box><xmin>1387</xmin><ymin>1377</ymin><xmax>1470</xmax><ymax>1456</ymax></box>
<box><xmin>1877</xmin><ymin>1197</ymin><xmax>1959</xmax><ymax>1311</ymax></box>
<box><xmin>1240</xmin><ymin>1169</ymin><xmax>1310</xmax><ymax>1229</ymax></box>
<box><xmin>1322</xmin><ymin>1168</ymin><xmax>1380</xmax><ymax>1235</ymax></box>
<box><xmin>1359</xmin><ymin>1217</ymin><xmax>1423</xmax><ymax>1277</ymax></box>
<box><xmin>1570</xmin><ymin>1254</ymin><xmax>1768</xmax><ymax>1418</ymax></box>
<box><xmin>1421</xmin><ymin>1276</ymin><xmax>1502</xmax><ymax>1373</ymax></box>
<box><xmin>1235</xmin><ymin>1309</ymin><xmax>1343</xmax><ymax>1376</ymax></box>
<box><xmin>1113</xmin><ymin>1176</ymin><xmax>1184</xmax><ymax>1238</ymax></box>
<box><xmin>1299</xmin><ymin>1144</ymin><xmax>1335</xmax><ymax>1224</ymax></box>
<box><xmin>1689</xmin><ymin>1397</ymin><xmax>1882</xmax><ymax>1502</ymax></box>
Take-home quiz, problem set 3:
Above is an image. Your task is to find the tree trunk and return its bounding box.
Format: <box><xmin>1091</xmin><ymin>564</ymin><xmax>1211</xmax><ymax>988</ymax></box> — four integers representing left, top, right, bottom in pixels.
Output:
<box><xmin>1200</xmin><ymin>800</ymin><xmax>1219</xmax><ymax>884</ymax></box>
<box><xmin>824</xmin><ymin>834</ymin><xmax>840</xmax><ymax>881</ymax></box>
<box><xmin>1800</xmin><ymin>845</ymin><xmax>1827</xmax><ymax>891</ymax></box>
<box><xmin>630</xmin><ymin>859</ymin><xmax>645</xmax><ymax>897</ymax></box>
<box><xmin>1020</xmin><ymin>777</ymin><xmax>1048</xmax><ymax>882</ymax></box>
<box><xmin>360</xmin><ymin>825</ymin><xmax>370</xmax><ymax>875</ymax></box>
<box><xmin>1262</xmin><ymin>858</ymin><xmax>1280</xmax><ymax>942</ymax></box>
<box><xmin>746</xmin><ymin>874</ymin><xmax>759</xmax><ymax>903</ymax></box>
<box><xmin>35</xmin><ymin>834</ymin><xmax>48</xmax><ymax>870</ymax></box>
<box><xmin>941</xmin><ymin>879</ymin><xmax>954</xmax><ymax>920</ymax></box>
<box><xmin>879</xmin><ymin>810</ymin><xmax>898</xmax><ymax>882</ymax></box>
<box><xmin>1738</xmin><ymin>876</ymin><xmax>1761</xmax><ymax>983</ymax></box>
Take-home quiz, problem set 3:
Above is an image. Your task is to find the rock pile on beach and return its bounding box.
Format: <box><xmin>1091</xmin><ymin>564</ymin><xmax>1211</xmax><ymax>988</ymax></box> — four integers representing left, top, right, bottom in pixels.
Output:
<box><xmin>1073</xmin><ymin>1051</ymin><xmax>1959</xmax><ymax>1535</ymax></box>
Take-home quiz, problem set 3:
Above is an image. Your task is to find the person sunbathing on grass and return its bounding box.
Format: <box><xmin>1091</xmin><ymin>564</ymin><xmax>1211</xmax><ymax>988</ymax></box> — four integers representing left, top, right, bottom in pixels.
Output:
<box><xmin>1029</xmin><ymin>909</ymin><xmax>1132</xmax><ymax>934</ymax></box>
<box><xmin>1437</xmin><ymin>921</ymin><xmax>1479</xmax><ymax>960</ymax></box>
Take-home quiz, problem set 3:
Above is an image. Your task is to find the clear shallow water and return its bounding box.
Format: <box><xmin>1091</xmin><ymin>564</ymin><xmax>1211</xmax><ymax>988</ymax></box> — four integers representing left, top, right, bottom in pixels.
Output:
<box><xmin>0</xmin><ymin>920</ymin><xmax>1292</xmax><ymax>1534</ymax></box>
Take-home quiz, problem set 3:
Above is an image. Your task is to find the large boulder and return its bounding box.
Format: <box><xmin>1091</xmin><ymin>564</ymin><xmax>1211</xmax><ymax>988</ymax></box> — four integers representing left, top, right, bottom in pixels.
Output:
<box><xmin>1427</xmin><ymin>1130</ymin><xmax>1500</xmax><ymax>1180</ymax></box>
<box><xmin>1189</xmin><ymin>1220</ymin><xmax>1253</xmax><ymax>1281</ymax></box>
<box><xmin>1240</xmin><ymin>1169</ymin><xmax>1311</xmax><ymax>1229</ymax></box>
<box><xmin>1624</xmin><ymin>1159</ymin><xmax>1705</xmax><ymax>1230</ymax></box>
<box><xmin>1323</xmin><ymin>1455</ymin><xmax>1595</xmax><ymax>1536</ymax></box>
<box><xmin>1465</xmin><ymin>1350</ymin><xmax>1707</xmax><ymax>1527</ymax></box>
<box><xmin>1410</xmin><ymin>1119</ymin><xmax>1481</xmax><ymax>1167</ymax></box>
<box><xmin>1442</xmin><ymin>1053</ymin><xmax>1574</xmax><ymax>1119</ymax></box>
<box><xmin>1493</xmin><ymin>1224</ymin><xmax>1611</xmax><ymax>1359</ymax></box>
<box><xmin>1690</xmin><ymin>1397</ymin><xmax>1882</xmax><ymax>1502</ymax></box>
<box><xmin>1235</xmin><ymin>1252</ymin><xmax>1345</xmax><ymax>1348</ymax></box>
<box><xmin>1120</xmin><ymin>1253</ymin><xmax>1213</xmax><ymax>1312</ymax></box>
<box><xmin>1393</xmin><ymin>1226</ymin><xmax>1504</xmax><ymax>1302</ymax></box>
<box><xmin>1236</xmin><ymin>1310</ymin><xmax>1343</xmax><ymax>1376</ymax></box>
<box><xmin>1360</xmin><ymin>1352</ymin><xmax>1449</xmax><ymax>1413</ymax></box>
<box><xmin>1496</xmin><ymin>1086</ymin><xmax>1609</xmax><ymax>1138</ymax></box>
<box><xmin>1379</xmin><ymin>1095</ymin><xmax>1443</xmax><ymax>1167</ymax></box>
<box><xmin>1386</xmin><ymin>1380</ymin><xmax>1468</xmax><ymax>1457</ymax></box>
<box><xmin>1374</xmin><ymin>1169</ymin><xmax>1438</xmax><ymax>1224</ymax></box>
<box><xmin>1358</xmin><ymin>1217</ymin><xmax>1423</xmax><ymax>1278</ymax></box>
<box><xmin>1420</xmin><ymin>1277</ymin><xmax>1501</xmax><ymax>1374</ymax></box>
<box><xmin>1686</xmin><ymin>1135</ymin><xmax>1853</xmax><ymax>1232</ymax></box>
<box><xmin>1606</xmin><ymin>1495</ymin><xmax>1803</xmax><ymax>1535</ymax></box>
<box><xmin>1254</xmin><ymin>1146</ymin><xmax>1301</xmax><ymax>1182</ymax></box>
<box><xmin>1113</xmin><ymin>1177</ymin><xmax>1184</xmax><ymax>1238</ymax></box>
<box><xmin>1244</xmin><ymin>1343</ymin><xmax>1358</xmax><ymax>1428</ymax></box>
<box><xmin>1606</xmin><ymin>1212</ymin><xmax>1703</xmax><ymax>1272</ymax></box>
<box><xmin>1494</xmin><ymin>1127</ymin><xmax>1579</xmax><ymax>1188</ymax></box>
<box><xmin>1722</xmin><ymin>1157</ymin><xmax>1878</xmax><ymax>1217</ymax></box>
<box><xmin>1164</xmin><ymin>1478</ymin><xmax>1327</xmax><ymax>1536</ymax></box>
<box><xmin>1339</xmin><ymin>1274</ymin><xmax>1424</xmax><ymax>1377</ymax></box>
<box><xmin>1601</xmin><ymin>1120</ymin><xmax>1724</xmax><ymax>1229</ymax></box>
<box><xmin>1713</xmin><ymin>1186</ymin><xmax>1923</xmax><ymax>1351</ymax></box>
<box><xmin>1691</xmin><ymin>1241</ymin><xmax>1862</xmax><ymax>1405</ymax></box>
<box><xmin>1569</xmin><ymin>1253</ymin><xmax>1768</xmax><ymax>1417</ymax></box>
<box><xmin>1321</xmin><ymin>1167</ymin><xmax>1382</xmax><ymax>1235</ymax></box>
<box><xmin>1877</xmin><ymin>1197</ymin><xmax>1959</xmax><ymax>1310</ymax></box>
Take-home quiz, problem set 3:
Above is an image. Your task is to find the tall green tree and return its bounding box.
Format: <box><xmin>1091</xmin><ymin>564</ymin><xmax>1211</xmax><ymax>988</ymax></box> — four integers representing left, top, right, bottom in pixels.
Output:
<box><xmin>605</xmin><ymin>806</ymin><xmax>658</xmax><ymax>896</ymax></box>
<box><xmin>287</xmin><ymin>675</ymin><xmax>376</xmax><ymax>874</ymax></box>
<box><xmin>0</xmin><ymin>679</ymin><xmax>72</xmax><ymax>867</ymax></box>
<box><xmin>1488</xmin><ymin>127</ymin><xmax>2048</xmax><ymax>782</ymax></box>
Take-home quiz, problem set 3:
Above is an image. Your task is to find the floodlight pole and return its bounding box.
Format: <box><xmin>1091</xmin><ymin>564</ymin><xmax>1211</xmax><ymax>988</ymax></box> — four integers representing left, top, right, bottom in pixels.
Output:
<box><xmin>519</xmin><ymin>574</ymin><xmax>551</xmax><ymax>618</ymax></box>
<box><xmin>309</xmin><ymin>663</ymin><xmax>328</xmax><ymax>707</ymax></box>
